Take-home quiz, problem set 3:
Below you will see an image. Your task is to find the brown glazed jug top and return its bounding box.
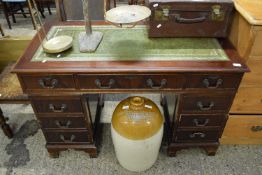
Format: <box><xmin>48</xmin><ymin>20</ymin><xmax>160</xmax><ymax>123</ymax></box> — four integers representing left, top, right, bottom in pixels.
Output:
<box><xmin>112</xmin><ymin>96</ymin><xmax>163</xmax><ymax>140</ymax></box>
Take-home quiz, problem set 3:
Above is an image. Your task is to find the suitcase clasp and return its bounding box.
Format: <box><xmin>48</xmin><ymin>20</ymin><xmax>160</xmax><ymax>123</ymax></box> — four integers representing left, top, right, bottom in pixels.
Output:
<box><xmin>213</xmin><ymin>5</ymin><xmax>221</xmax><ymax>15</ymax></box>
<box><xmin>163</xmin><ymin>8</ymin><xmax>169</xmax><ymax>17</ymax></box>
<box><xmin>212</xmin><ymin>5</ymin><xmax>224</xmax><ymax>21</ymax></box>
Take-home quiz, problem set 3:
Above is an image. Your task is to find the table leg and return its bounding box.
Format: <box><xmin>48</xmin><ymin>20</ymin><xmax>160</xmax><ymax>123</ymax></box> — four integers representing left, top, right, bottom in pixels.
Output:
<box><xmin>87</xmin><ymin>151</ymin><xmax>98</xmax><ymax>158</ymax></box>
<box><xmin>47</xmin><ymin>1</ymin><xmax>52</xmax><ymax>15</ymax></box>
<box><xmin>2</xmin><ymin>2</ymin><xmax>12</xmax><ymax>29</ymax></box>
<box><xmin>19</xmin><ymin>3</ymin><xmax>27</xmax><ymax>18</ymax></box>
<box><xmin>91</xmin><ymin>94</ymin><xmax>104</xmax><ymax>154</ymax></box>
<box><xmin>47</xmin><ymin>149</ymin><xmax>60</xmax><ymax>158</ymax></box>
<box><xmin>203</xmin><ymin>145</ymin><xmax>219</xmax><ymax>156</ymax></box>
<box><xmin>0</xmin><ymin>107</ymin><xmax>13</xmax><ymax>138</ymax></box>
<box><xmin>0</xmin><ymin>24</ymin><xmax>5</xmax><ymax>36</ymax></box>
<box><xmin>160</xmin><ymin>94</ymin><xmax>172</xmax><ymax>144</ymax></box>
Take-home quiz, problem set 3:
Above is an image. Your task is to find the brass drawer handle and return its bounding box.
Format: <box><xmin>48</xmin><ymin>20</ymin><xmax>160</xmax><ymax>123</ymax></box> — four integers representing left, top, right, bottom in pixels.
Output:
<box><xmin>197</xmin><ymin>101</ymin><xmax>214</xmax><ymax>111</ymax></box>
<box><xmin>146</xmin><ymin>79</ymin><xmax>167</xmax><ymax>89</ymax></box>
<box><xmin>95</xmin><ymin>79</ymin><xmax>115</xmax><ymax>89</ymax></box>
<box><xmin>49</xmin><ymin>104</ymin><xmax>67</xmax><ymax>113</ymax></box>
<box><xmin>189</xmin><ymin>132</ymin><xmax>206</xmax><ymax>138</ymax></box>
<box><xmin>59</xmin><ymin>135</ymin><xmax>75</xmax><ymax>142</ymax></box>
<box><xmin>251</xmin><ymin>126</ymin><xmax>262</xmax><ymax>132</ymax></box>
<box><xmin>55</xmin><ymin>120</ymin><xmax>71</xmax><ymax>128</ymax></box>
<box><xmin>203</xmin><ymin>78</ymin><xmax>223</xmax><ymax>89</ymax></box>
<box><xmin>193</xmin><ymin>118</ymin><xmax>209</xmax><ymax>127</ymax></box>
<box><xmin>39</xmin><ymin>77</ymin><xmax>58</xmax><ymax>89</ymax></box>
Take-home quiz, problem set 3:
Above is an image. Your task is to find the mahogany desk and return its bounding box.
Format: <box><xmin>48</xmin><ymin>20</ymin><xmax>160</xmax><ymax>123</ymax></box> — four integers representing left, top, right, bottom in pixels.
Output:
<box><xmin>13</xmin><ymin>21</ymin><xmax>248</xmax><ymax>158</ymax></box>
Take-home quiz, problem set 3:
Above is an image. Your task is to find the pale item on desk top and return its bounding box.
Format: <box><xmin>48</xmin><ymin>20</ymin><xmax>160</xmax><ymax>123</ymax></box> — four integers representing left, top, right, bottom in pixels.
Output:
<box><xmin>105</xmin><ymin>5</ymin><xmax>151</xmax><ymax>26</ymax></box>
<box><xmin>234</xmin><ymin>0</ymin><xmax>262</xmax><ymax>25</ymax></box>
<box><xmin>42</xmin><ymin>35</ymin><xmax>73</xmax><ymax>54</ymax></box>
<box><xmin>28</xmin><ymin>0</ymin><xmax>73</xmax><ymax>54</ymax></box>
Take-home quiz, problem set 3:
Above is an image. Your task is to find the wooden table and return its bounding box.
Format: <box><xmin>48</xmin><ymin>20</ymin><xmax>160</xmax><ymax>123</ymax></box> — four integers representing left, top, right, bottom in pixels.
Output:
<box><xmin>13</xmin><ymin>21</ymin><xmax>248</xmax><ymax>158</ymax></box>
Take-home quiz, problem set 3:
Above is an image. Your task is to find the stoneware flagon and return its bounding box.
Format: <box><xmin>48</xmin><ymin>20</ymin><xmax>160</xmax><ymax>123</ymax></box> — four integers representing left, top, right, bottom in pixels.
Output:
<box><xmin>111</xmin><ymin>96</ymin><xmax>164</xmax><ymax>172</ymax></box>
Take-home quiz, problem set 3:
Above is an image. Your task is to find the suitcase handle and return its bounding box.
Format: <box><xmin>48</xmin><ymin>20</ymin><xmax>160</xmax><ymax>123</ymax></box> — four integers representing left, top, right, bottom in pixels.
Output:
<box><xmin>175</xmin><ymin>14</ymin><xmax>207</xmax><ymax>23</ymax></box>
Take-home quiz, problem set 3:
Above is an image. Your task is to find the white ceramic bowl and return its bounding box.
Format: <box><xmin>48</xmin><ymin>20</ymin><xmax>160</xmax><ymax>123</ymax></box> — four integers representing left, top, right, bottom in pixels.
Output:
<box><xmin>105</xmin><ymin>5</ymin><xmax>151</xmax><ymax>25</ymax></box>
<box><xmin>43</xmin><ymin>35</ymin><xmax>73</xmax><ymax>54</ymax></box>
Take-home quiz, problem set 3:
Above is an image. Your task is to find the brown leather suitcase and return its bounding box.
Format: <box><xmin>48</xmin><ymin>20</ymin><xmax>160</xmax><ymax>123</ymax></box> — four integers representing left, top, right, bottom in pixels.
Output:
<box><xmin>148</xmin><ymin>0</ymin><xmax>234</xmax><ymax>37</ymax></box>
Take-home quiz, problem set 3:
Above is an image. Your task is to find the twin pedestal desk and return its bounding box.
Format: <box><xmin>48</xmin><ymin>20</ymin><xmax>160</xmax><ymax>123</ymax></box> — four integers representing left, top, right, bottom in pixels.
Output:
<box><xmin>13</xmin><ymin>22</ymin><xmax>248</xmax><ymax>158</ymax></box>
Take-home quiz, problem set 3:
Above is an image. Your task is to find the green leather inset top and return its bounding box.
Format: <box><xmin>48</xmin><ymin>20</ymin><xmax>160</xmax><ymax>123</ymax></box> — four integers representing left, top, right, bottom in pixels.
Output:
<box><xmin>31</xmin><ymin>25</ymin><xmax>229</xmax><ymax>62</ymax></box>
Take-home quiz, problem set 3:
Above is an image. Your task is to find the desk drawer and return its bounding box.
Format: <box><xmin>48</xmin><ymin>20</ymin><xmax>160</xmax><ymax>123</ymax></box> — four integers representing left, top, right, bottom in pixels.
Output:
<box><xmin>181</xmin><ymin>94</ymin><xmax>234</xmax><ymax>113</ymax></box>
<box><xmin>240</xmin><ymin>59</ymin><xmax>262</xmax><ymax>87</ymax></box>
<box><xmin>221</xmin><ymin>115</ymin><xmax>262</xmax><ymax>144</ymax></box>
<box><xmin>186</xmin><ymin>74</ymin><xmax>242</xmax><ymax>89</ymax></box>
<box><xmin>230</xmin><ymin>87</ymin><xmax>262</xmax><ymax>114</ymax></box>
<box><xmin>20</xmin><ymin>74</ymin><xmax>75</xmax><ymax>91</ymax></box>
<box><xmin>31</xmin><ymin>97</ymin><xmax>83</xmax><ymax>113</ymax></box>
<box><xmin>38</xmin><ymin>114</ymin><xmax>87</xmax><ymax>129</ymax></box>
<box><xmin>76</xmin><ymin>74</ymin><xmax>185</xmax><ymax>90</ymax></box>
<box><xmin>178</xmin><ymin>114</ymin><xmax>225</xmax><ymax>128</ymax></box>
<box><xmin>44</xmin><ymin>130</ymin><xmax>91</xmax><ymax>144</ymax></box>
<box><xmin>175</xmin><ymin>130</ymin><xmax>220</xmax><ymax>142</ymax></box>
